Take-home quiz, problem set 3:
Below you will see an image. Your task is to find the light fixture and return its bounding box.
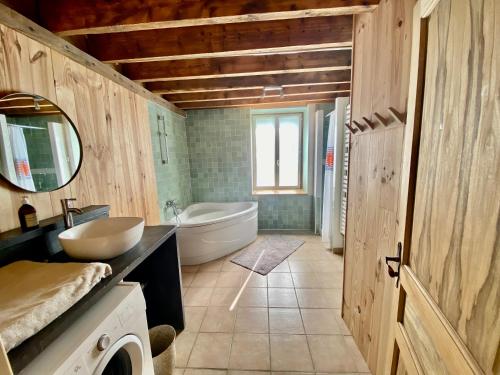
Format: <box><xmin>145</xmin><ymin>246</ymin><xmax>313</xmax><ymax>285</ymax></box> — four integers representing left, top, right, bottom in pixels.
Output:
<box><xmin>262</xmin><ymin>86</ymin><xmax>284</xmax><ymax>98</ymax></box>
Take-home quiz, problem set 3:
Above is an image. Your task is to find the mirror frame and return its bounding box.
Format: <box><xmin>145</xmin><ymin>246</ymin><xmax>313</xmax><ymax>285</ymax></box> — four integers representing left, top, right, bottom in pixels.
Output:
<box><xmin>0</xmin><ymin>92</ymin><xmax>83</xmax><ymax>193</ymax></box>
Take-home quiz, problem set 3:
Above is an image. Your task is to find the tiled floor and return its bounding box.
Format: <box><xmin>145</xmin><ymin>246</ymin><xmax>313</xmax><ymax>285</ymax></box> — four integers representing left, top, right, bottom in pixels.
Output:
<box><xmin>176</xmin><ymin>234</ymin><xmax>371</xmax><ymax>375</ymax></box>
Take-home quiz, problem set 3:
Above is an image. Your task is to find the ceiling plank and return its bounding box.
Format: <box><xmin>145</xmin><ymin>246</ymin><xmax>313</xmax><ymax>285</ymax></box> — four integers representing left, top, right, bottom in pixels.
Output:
<box><xmin>124</xmin><ymin>49</ymin><xmax>352</xmax><ymax>82</ymax></box>
<box><xmin>164</xmin><ymin>83</ymin><xmax>351</xmax><ymax>103</ymax></box>
<box><xmin>87</xmin><ymin>16</ymin><xmax>353</xmax><ymax>63</ymax></box>
<box><xmin>146</xmin><ymin>70</ymin><xmax>352</xmax><ymax>94</ymax></box>
<box><xmin>0</xmin><ymin>2</ymin><xmax>185</xmax><ymax>116</ymax></box>
<box><xmin>38</xmin><ymin>0</ymin><xmax>379</xmax><ymax>36</ymax></box>
<box><xmin>176</xmin><ymin>92</ymin><xmax>348</xmax><ymax>109</ymax></box>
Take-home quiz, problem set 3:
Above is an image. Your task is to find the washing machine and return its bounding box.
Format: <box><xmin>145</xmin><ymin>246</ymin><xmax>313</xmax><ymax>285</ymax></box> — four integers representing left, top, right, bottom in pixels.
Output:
<box><xmin>20</xmin><ymin>282</ymin><xmax>154</xmax><ymax>375</ymax></box>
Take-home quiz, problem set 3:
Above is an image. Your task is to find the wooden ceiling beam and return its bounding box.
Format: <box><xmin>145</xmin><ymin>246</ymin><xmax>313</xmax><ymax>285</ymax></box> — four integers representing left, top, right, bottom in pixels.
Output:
<box><xmin>146</xmin><ymin>70</ymin><xmax>352</xmax><ymax>94</ymax></box>
<box><xmin>124</xmin><ymin>50</ymin><xmax>352</xmax><ymax>82</ymax></box>
<box><xmin>0</xmin><ymin>2</ymin><xmax>185</xmax><ymax>116</ymax></box>
<box><xmin>38</xmin><ymin>0</ymin><xmax>379</xmax><ymax>36</ymax></box>
<box><xmin>87</xmin><ymin>16</ymin><xmax>353</xmax><ymax>63</ymax></box>
<box><xmin>163</xmin><ymin>83</ymin><xmax>351</xmax><ymax>103</ymax></box>
<box><xmin>176</xmin><ymin>93</ymin><xmax>348</xmax><ymax>110</ymax></box>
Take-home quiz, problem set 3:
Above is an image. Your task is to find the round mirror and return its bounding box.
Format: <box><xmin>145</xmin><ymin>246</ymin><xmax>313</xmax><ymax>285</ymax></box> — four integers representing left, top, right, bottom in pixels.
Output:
<box><xmin>0</xmin><ymin>93</ymin><xmax>82</xmax><ymax>192</ymax></box>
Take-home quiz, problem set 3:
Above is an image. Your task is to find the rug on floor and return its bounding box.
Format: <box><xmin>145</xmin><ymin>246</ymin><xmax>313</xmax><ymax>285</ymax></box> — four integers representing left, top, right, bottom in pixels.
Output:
<box><xmin>231</xmin><ymin>235</ymin><xmax>304</xmax><ymax>275</ymax></box>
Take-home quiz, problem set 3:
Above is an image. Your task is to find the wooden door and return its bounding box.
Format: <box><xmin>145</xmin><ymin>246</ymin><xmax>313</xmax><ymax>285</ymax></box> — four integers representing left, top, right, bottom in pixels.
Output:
<box><xmin>384</xmin><ymin>0</ymin><xmax>500</xmax><ymax>374</ymax></box>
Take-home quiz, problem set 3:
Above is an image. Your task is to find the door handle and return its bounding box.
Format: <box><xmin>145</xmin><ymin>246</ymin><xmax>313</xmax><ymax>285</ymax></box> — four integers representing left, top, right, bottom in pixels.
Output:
<box><xmin>386</xmin><ymin>242</ymin><xmax>402</xmax><ymax>287</ymax></box>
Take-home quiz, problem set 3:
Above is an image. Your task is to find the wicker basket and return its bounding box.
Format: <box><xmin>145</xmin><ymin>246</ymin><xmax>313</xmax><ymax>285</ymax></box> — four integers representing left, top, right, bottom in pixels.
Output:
<box><xmin>149</xmin><ymin>325</ymin><xmax>176</xmax><ymax>375</ymax></box>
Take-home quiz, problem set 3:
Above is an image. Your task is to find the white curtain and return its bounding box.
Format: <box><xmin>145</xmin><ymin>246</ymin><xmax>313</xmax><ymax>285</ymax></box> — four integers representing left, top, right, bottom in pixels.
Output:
<box><xmin>9</xmin><ymin>126</ymin><xmax>35</xmax><ymax>191</ymax></box>
<box><xmin>321</xmin><ymin>112</ymin><xmax>335</xmax><ymax>246</ymax></box>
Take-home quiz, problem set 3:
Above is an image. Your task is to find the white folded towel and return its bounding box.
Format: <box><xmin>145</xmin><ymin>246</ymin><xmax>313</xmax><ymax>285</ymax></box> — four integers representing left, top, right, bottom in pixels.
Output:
<box><xmin>0</xmin><ymin>260</ymin><xmax>112</xmax><ymax>352</ymax></box>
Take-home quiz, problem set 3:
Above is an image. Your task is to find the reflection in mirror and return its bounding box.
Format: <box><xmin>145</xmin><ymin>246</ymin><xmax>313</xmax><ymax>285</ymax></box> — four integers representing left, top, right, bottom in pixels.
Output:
<box><xmin>0</xmin><ymin>93</ymin><xmax>82</xmax><ymax>192</ymax></box>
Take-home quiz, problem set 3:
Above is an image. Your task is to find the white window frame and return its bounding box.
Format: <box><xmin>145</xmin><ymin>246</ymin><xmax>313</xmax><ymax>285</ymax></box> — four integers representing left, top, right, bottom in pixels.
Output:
<box><xmin>251</xmin><ymin>112</ymin><xmax>303</xmax><ymax>191</ymax></box>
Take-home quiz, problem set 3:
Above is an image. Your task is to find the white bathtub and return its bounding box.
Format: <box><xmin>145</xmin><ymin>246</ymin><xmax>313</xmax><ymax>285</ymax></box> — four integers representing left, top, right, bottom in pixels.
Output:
<box><xmin>170</xmin><ymin>202</ymin><xmax>258</xmax><ymax>265</ymax></box>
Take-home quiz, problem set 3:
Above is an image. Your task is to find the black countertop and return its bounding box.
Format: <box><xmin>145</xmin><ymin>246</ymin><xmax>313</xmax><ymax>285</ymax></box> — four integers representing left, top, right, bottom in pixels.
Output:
<box><xmin>7</xmin><ymin>224</ymin><xmax>177</xmax><ymax>373</ymax></box>
<box><xmin>0</xmin><ymin>205</ymin><xmax>110</xmax><ymax>250</ymax></box>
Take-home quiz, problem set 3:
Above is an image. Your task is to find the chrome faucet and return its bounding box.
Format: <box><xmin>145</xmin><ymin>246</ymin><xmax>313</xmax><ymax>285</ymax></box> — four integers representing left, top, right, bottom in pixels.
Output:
<box><xmin>165</xmin><ymin>200</ymin><xmax>181</xmax><ymax>223</ymax></box>
<box><xmin>61</xmin><ymin>198</ymin><xmax>83</xmax><ymax>229</ymax></box>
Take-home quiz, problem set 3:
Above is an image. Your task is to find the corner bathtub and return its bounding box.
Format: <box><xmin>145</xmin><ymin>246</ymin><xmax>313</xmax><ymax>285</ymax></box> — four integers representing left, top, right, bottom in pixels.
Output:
<box><xmin>170</xmin><ymin>202</ymin><xmax>258</xmax><ymax>265</ymax></box>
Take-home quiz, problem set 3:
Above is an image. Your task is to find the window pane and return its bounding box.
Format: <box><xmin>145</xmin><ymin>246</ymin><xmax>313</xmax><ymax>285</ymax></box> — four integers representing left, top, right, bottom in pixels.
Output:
<box><xmin>255</xmin><ymin>117</ymin><xmax>275</xmax><ymax>187</ymax></box>
<box><xmin>278</xmin><ymin>115</ymin><xmax>300</xmax><ymax>187</ymax></box>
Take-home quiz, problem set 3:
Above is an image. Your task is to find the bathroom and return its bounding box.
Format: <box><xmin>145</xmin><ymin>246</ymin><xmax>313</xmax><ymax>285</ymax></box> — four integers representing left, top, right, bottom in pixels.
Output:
<box><xmin>0</xmin><ymin>0</ymin><xmax>498</xmax><ymax>374</ymax></box>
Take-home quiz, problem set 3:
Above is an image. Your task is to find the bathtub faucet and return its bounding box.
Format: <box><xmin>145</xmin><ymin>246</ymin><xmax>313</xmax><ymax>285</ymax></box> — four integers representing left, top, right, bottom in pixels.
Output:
<box><xmin>165</xmin><ymin>200</ymin><xmax>181</xmax><ymax>223</ymax></box>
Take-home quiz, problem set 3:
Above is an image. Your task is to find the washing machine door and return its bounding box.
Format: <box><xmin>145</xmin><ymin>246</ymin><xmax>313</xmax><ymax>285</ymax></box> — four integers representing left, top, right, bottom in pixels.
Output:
<box><xmin>94</xmin><ymin>334</ymin><xmax>144</xmax><ymax>375</ymax></box>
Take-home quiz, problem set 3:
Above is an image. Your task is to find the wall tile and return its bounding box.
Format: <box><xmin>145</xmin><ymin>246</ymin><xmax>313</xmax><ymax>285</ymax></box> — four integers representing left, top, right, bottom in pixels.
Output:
<box><xmin>148</xmin><ymin>102</ymin><xmax>192</xmax><ymax>222</ymax></box>
<box><xmin>186</xmin><ymin>108</ymin><xmax>314</xmax><ymax>230</ymax></box>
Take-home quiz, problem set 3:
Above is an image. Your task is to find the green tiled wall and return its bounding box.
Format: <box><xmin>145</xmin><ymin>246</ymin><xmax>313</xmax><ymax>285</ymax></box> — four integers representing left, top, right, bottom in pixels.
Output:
<box><xmin>185</xmin><ymin>108</ymin><xmax>314</xmax><ymax>230</ymax></box>
<box><xmin>148</xmin><ymin>102</ymin><xmax>192</xmax><ymax>222</ymax></box>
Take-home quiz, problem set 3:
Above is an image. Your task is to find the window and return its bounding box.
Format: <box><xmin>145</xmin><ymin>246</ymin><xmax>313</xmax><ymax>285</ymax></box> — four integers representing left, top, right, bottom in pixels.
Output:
<box><xmin>252</xmin><ymin>113</ymin><xmax>303</xmax><ymax>191</ymax></box>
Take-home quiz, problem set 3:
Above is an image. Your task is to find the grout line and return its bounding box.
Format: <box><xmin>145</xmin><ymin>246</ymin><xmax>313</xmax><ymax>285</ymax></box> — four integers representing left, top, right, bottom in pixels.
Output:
<box><xmin>267</xmin><ymin>281</ymin><xmax>272</xmax><ymax>371</ymax></box>
<box><xmin>179</xmin><ymin>235</ymin><xmax>354</xmax><ymax>373</ymax></box>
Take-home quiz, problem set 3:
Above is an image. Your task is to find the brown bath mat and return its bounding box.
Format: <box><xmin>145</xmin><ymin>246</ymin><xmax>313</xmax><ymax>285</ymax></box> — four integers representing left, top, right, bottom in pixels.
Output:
<box><xmin>231</xmin><ymin>235</ymin><xmax>304</xmax><ymax>275</ymax></box>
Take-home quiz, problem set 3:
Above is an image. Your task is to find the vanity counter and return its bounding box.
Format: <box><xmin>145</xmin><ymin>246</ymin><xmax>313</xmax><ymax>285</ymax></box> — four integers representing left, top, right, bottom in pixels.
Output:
<box><xmin>7</xmin><ymin>224</ymin><xmax>181</xmax><ymax>374</ymax></box>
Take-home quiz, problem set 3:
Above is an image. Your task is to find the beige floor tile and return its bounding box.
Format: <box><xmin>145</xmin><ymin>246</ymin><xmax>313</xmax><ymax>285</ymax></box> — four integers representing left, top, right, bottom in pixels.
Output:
<box><xmin>173</xmin><ymin>368</ymin><xmax>185</xmax><ymax>375</ymax></box>
<box><xmin>182</xmin><ymin>265</ymin><xmax>200</xmax><ymax>273</ymax></box>
<box><xmin>300</xmin><ymin>309</ymin><xmax>345</xmax><ymax>335</ymax></box>
<box><xmin>288</xmin><ymin>247</ymin><xmax>326</xmax><ymax>261</ymax></box>
<box><xmin>267</xmin><ymin>273</ymin><xmax>294</xmax><ymax>288</ymax></box>
<box><xmin>316</xmin><ymin>272</ymin><xmax>343</xmax><ymax>289</ymax></box>
<box><xmin>179</xmin><ymin>235</ymin><xmax>366</xmax><ymax>375</ymax></box>
<box><xmin>270</xmin><ymin>261</ymin><xmax>290</xmax><ymax>273</ymax></box>
<box><xmin>184</xmin><ymin>369</ymin><xmax>227</xmax><ymax>375</ymax></box>
<box><xmin>188</xmin><ymin>333</ymin><xmax>233</xmax><ymax>369</ymax></box>
<box><xmin>229</xmin><ymin>333</ymin><xmax>270</xmax><ymax>370</ymax></box>
<box><xmin>310</xmin><ymin>260</ymin><xmax>342</xmax><ymax>273</ymax></box>
<box><xmin>182</xmin><ymin>273</ymin><xmax>195</xmax><ymax>288</ymax></box>
<box><xmin>185</xmin><ymin>288</ymin><xmax>214</xmax><ymax>307</ymax></box>
<box><xmin>325</xmin><ymin>289</ymin><xmax>342</xmax><ymax>309</ymax></box>
<box><xmin>268</xmin><ymin>288</ymin><xmax>298</xmax><ymax>308</ymax></box>
<box><xmin>335</xmin><ymin>312</ymin><xmax>352</xmax><ymax>335</ymax></box>
<box><xmin>210</xmin><ymin>288</ymin><xmax>240</xmax><ymax>307</ymax></box>
<box><xmin>245</xmin><ymin>272</ymin><xmax>267</xmax><ymax>287</ymax></box>
<box><xmin>200</xmin><ymin>306</ymin><xmax>236</xmax><ymax>333</ymax></box>
<box><xmin>235</xmin><ymin>307</ymin><xmax>269</xmax><ymax>333</ymax></box>
<box><xmin>295</xmin><ymin>289</ymin><xmax>338</xmax><ymax>308</ymax></box>
<box><xmin>270</xmin><ymin>334</ymin><xmax>313</xmax><ymax>372</ymax></box>
<box><xmin>222</xmin><ymin>261</ymin><xmax>247</xmax><ymax>273</ymax></box>
<box><xmin>288</xmin><ymin>261</ymin><xmax>313</xmax><ymax>273</ymax></box>
<box><xmin>217</xmin><ymin>272</ymin><xmax>244</xmax><ymax>287</ymax></box>
<box><xmin>291</xmin><ymin>273</ymin><xmax>322</xmax><ymax>288</ymax></box>
<box><xmin>269</xmin><ymin>308</ymin><xmax>304</xmax><ymax>334</ymax></box>
<box><xmin>238</xmin><ymin>288</ymin><xmax>268</xmax><ymax>307</ymax></box>
<box><xmin>184</xmin><ymin>306</ymin><xmax>207</xmax><ymax>332</ymax></box>
<box><xmin>307</xmin><ymin>335</ymin><xmax>359</xmax><ymax>373</ymax></box>
<box><xmin>199</xmin><ymin>260</ymin><xmax>224</xmax><ymax>272</ymax></box>
<box><xmin>175</xmin><ymin>331</ymin><xmax>197</xmax><ymax>367</ymax></box>
<box><xmin>345</xmin><ymin>336</ymin><xmax>371</xmax><ymax>372</ymax></box>
<box><xmin>192</xmin><ymin>272</ymin><xmax>220</xmax><ymax>287</ymax></box>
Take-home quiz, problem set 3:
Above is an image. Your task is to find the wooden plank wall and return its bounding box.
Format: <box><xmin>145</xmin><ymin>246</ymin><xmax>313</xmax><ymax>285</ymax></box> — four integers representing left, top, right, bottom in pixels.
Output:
<box><xmin>342</xmin><ymin>0</ymin><xmax>415</xmax><ymax>373</ymax></box>
<box><xmin>409</xmin><ymin>0</ymin><xmax>499</xmax><ymax>373</ymax></box>
<box><xmin>0</xmin><ymin>23</ymin><xmax>161</xmax><ymax>232</ymax></box>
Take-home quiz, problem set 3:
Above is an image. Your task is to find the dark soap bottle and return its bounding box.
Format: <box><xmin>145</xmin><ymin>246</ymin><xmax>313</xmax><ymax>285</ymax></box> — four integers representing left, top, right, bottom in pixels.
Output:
<box><xmin>18</xmin><ymin>196</ymin><xmax>39</xmax><ymax>231</ymax></box>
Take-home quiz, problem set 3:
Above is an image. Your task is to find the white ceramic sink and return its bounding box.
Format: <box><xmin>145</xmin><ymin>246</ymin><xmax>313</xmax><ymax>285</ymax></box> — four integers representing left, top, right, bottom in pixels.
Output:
<box><xmin>58</xmin><ymin>217</ymin><xmax>144</xmax><ymax>260</ymax></box>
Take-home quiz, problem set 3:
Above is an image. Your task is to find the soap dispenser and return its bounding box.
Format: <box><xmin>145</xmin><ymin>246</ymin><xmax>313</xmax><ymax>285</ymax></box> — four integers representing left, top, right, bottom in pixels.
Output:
<box><xmin>18</xmin><ymin>196</ymin><xmax>39</xmax><ymax>231</ymax></box>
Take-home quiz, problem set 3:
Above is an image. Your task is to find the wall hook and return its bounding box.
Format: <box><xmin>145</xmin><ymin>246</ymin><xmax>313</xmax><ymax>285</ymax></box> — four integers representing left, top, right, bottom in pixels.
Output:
<box><xmin>374</xmin><ymin>112</ymin><xmax>389</xmax><ymax>126</ymax></box>
<box><xmin>352</xmin><ymin>120</ymin><xmax>366</xmax><ymax>132</ymax></box>
<box><xmin>388</xmin><ymin>107</ymin><xmax>407</xmax><ymax>124</ymax></box>
<box><xmin>362</xmin><ymin>117</ymin><xmax>376</xmax><ymax>130</ymax></box>
<box><xmin>345</xmin><ymin>123</ymin><xmax>358</xmax><ymax>134</ymax></box>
